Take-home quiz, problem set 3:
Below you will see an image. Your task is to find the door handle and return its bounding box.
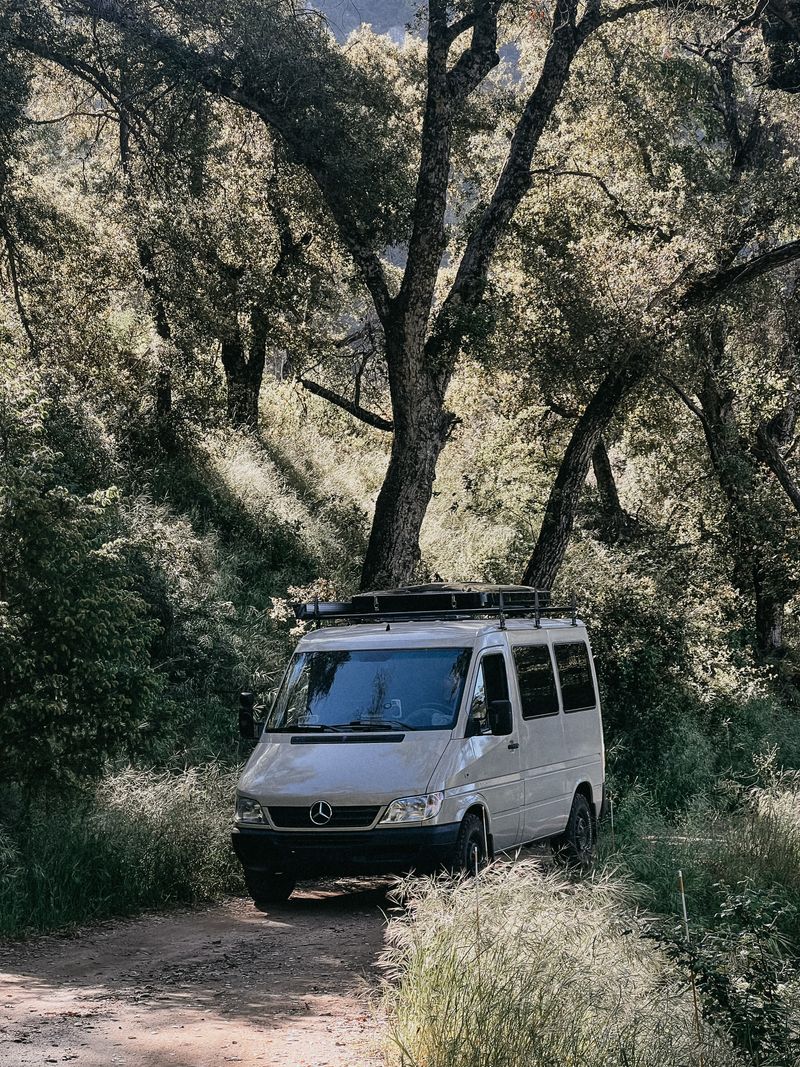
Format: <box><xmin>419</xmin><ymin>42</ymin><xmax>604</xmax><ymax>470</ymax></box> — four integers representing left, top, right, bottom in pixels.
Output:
<box><xmin>507</xmin><ymin>741</ymin><xmax>520</xmax><ymax>750</ymax></box>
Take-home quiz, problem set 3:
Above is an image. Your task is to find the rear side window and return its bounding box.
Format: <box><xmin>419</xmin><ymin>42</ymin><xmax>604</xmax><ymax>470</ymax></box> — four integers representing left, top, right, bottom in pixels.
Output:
<box><xmin>554</xmin><ymin>642</ymin><xmax>597</xmax><ymax>712</ymax></box>
<box><xmin>467</xmin><ymin>653</ymin><xmax>510</xmax><ymax>736</ymax></box>
<box><xmin>512</xmin><ymin>646</ymin><xmax>559</xmax><ymax>719</ymax></box>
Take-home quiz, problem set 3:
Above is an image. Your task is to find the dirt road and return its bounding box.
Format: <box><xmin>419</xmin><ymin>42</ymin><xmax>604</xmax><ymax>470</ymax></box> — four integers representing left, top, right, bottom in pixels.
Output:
<box><xmin>0</xmin><ymin>882</ymin><xmax>392</xmax><ymax>1067</ymax></box>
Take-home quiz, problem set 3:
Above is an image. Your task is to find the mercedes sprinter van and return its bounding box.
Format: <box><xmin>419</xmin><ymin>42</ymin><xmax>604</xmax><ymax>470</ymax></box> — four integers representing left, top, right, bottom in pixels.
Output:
<box><xmin>231</xmin><ymin>584</ymin><xmax>604</xmax><ymax>908</ymax></box>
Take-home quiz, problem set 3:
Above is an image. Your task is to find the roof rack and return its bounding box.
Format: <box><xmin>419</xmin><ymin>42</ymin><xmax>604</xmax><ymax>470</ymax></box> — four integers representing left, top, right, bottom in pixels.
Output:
<box><xmin>292</xmin><ymin>583</ymin><xmax>578</xmax><ymax>628</ymax></box>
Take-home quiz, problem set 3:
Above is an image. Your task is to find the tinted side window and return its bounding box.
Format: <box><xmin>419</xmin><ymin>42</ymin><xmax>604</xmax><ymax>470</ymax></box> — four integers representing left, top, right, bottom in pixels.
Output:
<box><xmin>467</xmin><ymin>654</ymin><xmax>509</xmax><ymax>736</ymax></box>
<box><xmin>554</xmin><ymin>642</ymin><xmax>597</xmax><ymax>712</ymax></box>
<box><xmin>512</xmin><ymin>646</ymin><xmax>559</xmax><ymax>719</ymax></box>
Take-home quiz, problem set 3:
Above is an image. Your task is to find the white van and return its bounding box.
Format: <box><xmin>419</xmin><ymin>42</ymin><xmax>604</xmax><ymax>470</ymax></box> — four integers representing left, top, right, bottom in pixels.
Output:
<box><xmin>231</xmin><ymin>584</ymin><xmax>605</xmax><ymax>907</ymax></box>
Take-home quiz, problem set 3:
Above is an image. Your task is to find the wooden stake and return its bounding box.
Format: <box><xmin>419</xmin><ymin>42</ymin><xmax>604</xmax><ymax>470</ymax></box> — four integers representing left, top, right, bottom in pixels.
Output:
<box><xmin>677</xmin><ymin>869</ymin><xmax>704</xmax><ymax>1067</ymax></box>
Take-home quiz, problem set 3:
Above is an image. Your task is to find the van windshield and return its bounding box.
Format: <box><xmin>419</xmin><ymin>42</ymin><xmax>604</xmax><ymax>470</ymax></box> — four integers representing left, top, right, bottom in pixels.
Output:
<box><xmin>266</xmin><ymin>647</ymin><xmax>473</xmax><ymax>732</ymax></box>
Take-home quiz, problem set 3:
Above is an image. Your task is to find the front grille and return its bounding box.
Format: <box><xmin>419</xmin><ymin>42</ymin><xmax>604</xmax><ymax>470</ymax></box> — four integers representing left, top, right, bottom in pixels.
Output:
<box><xmin>267</xmin><ymin>805</ymin><xmax>381</xmax><ymax>829</ymax></box>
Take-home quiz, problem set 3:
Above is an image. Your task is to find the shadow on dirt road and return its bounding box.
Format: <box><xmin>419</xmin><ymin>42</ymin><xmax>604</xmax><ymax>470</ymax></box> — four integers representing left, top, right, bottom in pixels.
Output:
<box><xmin>0</xmin><ymin>880</ymin><xmax>395</xmax><ymax>1067</ymax></box>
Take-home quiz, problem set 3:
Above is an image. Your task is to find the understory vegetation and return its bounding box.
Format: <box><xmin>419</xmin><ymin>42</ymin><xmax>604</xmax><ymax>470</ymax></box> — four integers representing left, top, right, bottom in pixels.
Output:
<box><xmin>0</xmin><ymin>766</ymin><xmax>242</xmax><ymax>936</ymax></box>
<box><xmin>383</xmin><ymin>770</ymin><xmax>800</xmax><ymax>1067</ymax></box>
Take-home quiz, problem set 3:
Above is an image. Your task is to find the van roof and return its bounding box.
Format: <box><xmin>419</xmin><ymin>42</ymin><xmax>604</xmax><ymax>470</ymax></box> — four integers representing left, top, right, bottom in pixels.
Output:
<box><xmin>297</xmin><ymin>617</ymin><xmax>585</xmax><ymax>651</ymax></box>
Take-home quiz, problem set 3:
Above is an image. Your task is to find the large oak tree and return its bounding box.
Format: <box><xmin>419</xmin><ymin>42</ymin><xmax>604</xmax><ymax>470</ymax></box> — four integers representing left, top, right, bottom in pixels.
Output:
<box><xmin>6</xmin><ymin>0</ymin><xmax>700</xmax><ymax>589</ymax></box>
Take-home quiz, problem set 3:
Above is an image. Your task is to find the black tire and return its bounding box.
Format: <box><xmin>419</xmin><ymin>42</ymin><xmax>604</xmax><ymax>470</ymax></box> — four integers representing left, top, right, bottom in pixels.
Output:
<box><xmin>448</xmin><ymin>813</ymin><xmax>488</xmax><ymax>874</ymax></box>
<box><xmin>244</xmin><ymin>869</ymin><xmax>296</xmax><ymax>909</ymax></box>
<box><xmin>555</xmin><ymin>793</ymin><xmax>595</xmax><ymax>867</ymax></box>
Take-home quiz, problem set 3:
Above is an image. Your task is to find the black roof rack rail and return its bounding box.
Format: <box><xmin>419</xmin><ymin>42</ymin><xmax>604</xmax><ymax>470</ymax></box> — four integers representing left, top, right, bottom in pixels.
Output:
<box><xmin>292</xmin><ymin>583</ymin><xmax>579</xmax><ymax>627</ymax></box>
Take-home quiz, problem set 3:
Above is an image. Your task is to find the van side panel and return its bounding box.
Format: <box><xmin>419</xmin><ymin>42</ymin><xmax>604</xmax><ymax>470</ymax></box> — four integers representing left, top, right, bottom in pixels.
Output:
<box><xmin>553</xmin><ymin>636</ymin><xmax>604</xmax><ymax>823</ymax></box>
<box><xmin>509</xmin><ymin>637</ymin><xmax>570</xmax><ymax>843</ymax></box>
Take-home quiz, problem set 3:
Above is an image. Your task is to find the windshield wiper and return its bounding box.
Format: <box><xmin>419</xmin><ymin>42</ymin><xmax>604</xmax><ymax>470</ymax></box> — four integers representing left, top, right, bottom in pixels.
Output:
<box><xmin>270</xmin><ymin>723</ymin><xmax>347</xmax><ymax>733</ymax></box>
<box><xmin>344</xmin><ymin>719</ymin><xmax>418</xmax><ymax>732</ymax></box>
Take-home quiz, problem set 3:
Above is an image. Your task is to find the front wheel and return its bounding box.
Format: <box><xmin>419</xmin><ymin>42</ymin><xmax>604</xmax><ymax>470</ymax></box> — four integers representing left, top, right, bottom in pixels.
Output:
<box><xmin>244</xmin><ymin>869</ymin><xmax>297</xmax><ymax>909</ymax></box>
<box><xmin>555</xmin><ymin>793</ymin><xmax>595</xmax><ymax>867</ymax></box>
<box><xmin>448</xmin><ymin>813</ymin><xmax>488</xmax><ymax>874</ymax></box>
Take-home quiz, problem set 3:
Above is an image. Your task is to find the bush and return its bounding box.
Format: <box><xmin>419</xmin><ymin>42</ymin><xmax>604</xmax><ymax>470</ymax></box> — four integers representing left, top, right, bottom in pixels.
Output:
<box><xmin>0</xmin><ymin>366</ymin><xmax>314</xmax><ymax>778</ymax></box>
<box><xmin>650</xmin><ymin>884</ymin><xmax>800</xmax><ymax>1067</ymax></box>
<box><xmin>0</xmin><ymin>764</ymin><xmax>242</xmax><ymax>936</ymax></box>
<box><xmin>0</xmin><ymin>370</ymin><xmax>162</xmax><ymax>783</ymax></box>
<box><xmin>381</xmin><ymin>862</ymin><xmax>739</xmax><ymax>1067</ymax></box>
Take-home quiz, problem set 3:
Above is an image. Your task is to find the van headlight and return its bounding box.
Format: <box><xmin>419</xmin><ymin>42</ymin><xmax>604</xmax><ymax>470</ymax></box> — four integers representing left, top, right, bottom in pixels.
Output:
<box><xmin>235</xmin><ymin>795</ymin><xmax>266</xmax><ymax>824</ymax></box>
<box><xmin>379</xmin><ymin>792</ymin><xmax>444</xmax><ymax>824</ymax></box>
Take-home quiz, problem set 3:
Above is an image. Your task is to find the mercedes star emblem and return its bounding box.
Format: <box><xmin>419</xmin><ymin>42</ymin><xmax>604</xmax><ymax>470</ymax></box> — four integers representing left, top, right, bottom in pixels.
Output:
<box><xmin>309</xmin><ymin>800</ymin><xmax>333</xmax><ymax>826</ymax></box>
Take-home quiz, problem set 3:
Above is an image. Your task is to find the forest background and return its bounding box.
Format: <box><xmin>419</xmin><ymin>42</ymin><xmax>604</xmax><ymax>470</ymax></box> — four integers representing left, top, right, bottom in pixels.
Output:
<box><xmin>2</xmin><ymin>1</ymin><xmax>800</xmax><ymax>1062</ymax></box>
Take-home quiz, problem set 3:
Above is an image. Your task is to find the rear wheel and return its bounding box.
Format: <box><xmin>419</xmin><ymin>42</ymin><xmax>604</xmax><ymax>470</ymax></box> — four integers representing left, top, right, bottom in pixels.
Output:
<box><xmin>555</xmin><ymin>793</ymin><xmax>595</xmax><ymax>867</ymax></box>
<box><xmin>244</xmin><ymin>869</ymin><xmax>296</xmax><ymax>909</ymax></box>
<box><xmin>448</xmin><ymin>813</ymin><xmax>488</xmax><ymax>874</ymax></box>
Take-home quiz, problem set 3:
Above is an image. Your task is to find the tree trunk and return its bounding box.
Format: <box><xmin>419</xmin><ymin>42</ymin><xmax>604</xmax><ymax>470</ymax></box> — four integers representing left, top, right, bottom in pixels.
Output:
<box><xmin>753</xmin><ymin>563</ymin><xmax>785</xmax><ymax>657</ymax></box>
<box><xmin>521</xmin><ymin>358</ymin><xmax>647</xmax><ymax>588</ymax></box>
<box><xmin>359</xmin><ymin>391</ymin><xmax>451</xmax><ymax>590</ymax></box>
<box><xmin>119</xmin><ymin>112</ymin><xmax>176</xmax><ymax>435</ymax></box>
<box><xmin>155</xmin><ymin>364</ymin><xmax>172</xmax><ymax>419</ymax></box>
<box><xmin>751</xmin><ymin>393</ymin><xmax>800</xmax><ymax>517</ymax></box>
<box><xmin>763</xmin><ymin>0</ymin><xmax>800</xmax><ymax>92</ymax></box>
<box><xmin>220</xmin><ymin>307</ymin><xmax>268</xmax><ymax>430</ymax></box>
<box><xmin>697</xmin><ymin>366</ymin><xmax>788</xmax><ymax>657</ymax></box>
<box><xmin>221</xmin><ymin>339</ymin><xmax>261</xmax><ymax>429</ymax></box>
<box><xmin>591</xmin><ymin>437</ymin><xmax>631</xmax><ymax>544</ymax></box>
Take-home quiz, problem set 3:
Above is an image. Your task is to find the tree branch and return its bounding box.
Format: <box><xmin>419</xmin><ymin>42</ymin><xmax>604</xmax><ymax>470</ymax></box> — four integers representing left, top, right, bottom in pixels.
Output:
<box><xmin>0</xmin><ymin>212</ymin><xmax>36</xmax><ymax>351</ymax></box>
<box><xmin>8</xmin><ymin>24</ymin><xmax>158</xmax><ymax>144</ymax></box>
<box><xmin>596</xmin><ymin>0</ymin><xmax>717</xmax><ymax>29</ymax></box>
<box><xmin>753</xmin><ymin>420</ymin><xmax>800</xmax><ymax>516</ymax></box>
<box><xmin>297</xmin><ymin>377</ymin><xmax>393</xmax><ymax>431</ymax></box>
<box><xmin>394</xmin><ymin>0</ymin><xmax>500</xmax><ymax>363</ymax></box>
<box><xmin>531</xmin><ymin>167</ymin><xmax>672</xmax><ymax>240</ymax></box>
<box><xmin>660</xmin><ymin>372</ymin><xmax>709</xmax><ymax>428</ymax></box>
<box><xmin>682</xmin><ymin>238</ymin><xmax>800</xmax><ymax>307</ymax></box>
<box><xmin>447</xmin><ymin>0</ymin><xmax>501</xmax><ymax>100</ymax></box>
<box><xmin>439</xmin><ymin>0</ymin><xmax>581</xmax><ymax>320</ymax></box>
<box><xmin>702</xmin><ymin>0</ymin><xmax>768</xmax><ymax>54</ymax></box>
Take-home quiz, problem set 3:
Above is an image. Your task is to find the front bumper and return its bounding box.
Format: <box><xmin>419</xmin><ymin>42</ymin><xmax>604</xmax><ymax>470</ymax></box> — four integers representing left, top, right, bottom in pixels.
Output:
<box><xmin>231</xmin><ymin>822</ymin><xmax>460</xmax><ymax>877</ymax></box>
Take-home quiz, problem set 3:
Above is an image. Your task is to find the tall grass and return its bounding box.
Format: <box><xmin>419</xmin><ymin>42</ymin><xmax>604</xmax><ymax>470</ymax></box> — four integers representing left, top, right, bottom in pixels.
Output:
<box><xmin>608</xmin><ymin>768</ymin><xmax>800</xmax><ymax>944</ymax></box>
<box><xmin>0</xmin><ymin>765</ymin><xmax>242</xmax><ymax>937</ymax></box>
<box><xmin>381</xmin><ymin>862</ymin><xmax>739</xmax><ymax>1067</ymax></box>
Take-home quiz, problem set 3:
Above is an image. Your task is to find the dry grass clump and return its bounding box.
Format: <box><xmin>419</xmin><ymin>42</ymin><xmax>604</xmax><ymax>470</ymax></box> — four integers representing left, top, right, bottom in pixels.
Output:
<box><xmin>381</xmin><ymin>861</ymin><xmax>739</xmax><ymax>1067</ymax></box>
<box><xmin>750</xmin><ymin>772</ymin><xmax>800</xmax><ymax>875</ymax></box>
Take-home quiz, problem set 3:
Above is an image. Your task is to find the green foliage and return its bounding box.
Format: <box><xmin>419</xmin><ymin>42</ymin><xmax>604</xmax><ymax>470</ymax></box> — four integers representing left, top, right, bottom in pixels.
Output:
<box><xmin>0</xmin><ymin>43</ymin><xmax>28</xmax><ymax>157</ymax></box>
<box><xmin>588</xmin><ymin>583</ymin><xmax>716</xmax><ymax>807</ymax></box>
<box><xmin>0</xmin><ymin>0</ymin><xmax>799</xmax><ymax>950</ymax></box>
<box><xmin>0</xmin><ymin>766</ymin><xmax>242</xmax><ymax>936</ymax></box>
<box><xmin>383</xmin><ymin>770</ymin><xmax>800</xmax><ymax>1067</ymax></box>
<box><xmin>606</xmin><ymin>767</ymin><xmax>800</xmax><ymax>946</ymax></box>
<box><xmin>0</xmin><ymin>366</ymin><xmax>161</xmax><ymax>783</ymax></box>
<box><xmin>651</xmin><ymin>886</ymin><xmax>800</xmax><ymax>1067</ymax></box>
<box><xmin>0</xmin><ymin>355</ymin><xmax>351</xmax><ymax>784</ymax></box>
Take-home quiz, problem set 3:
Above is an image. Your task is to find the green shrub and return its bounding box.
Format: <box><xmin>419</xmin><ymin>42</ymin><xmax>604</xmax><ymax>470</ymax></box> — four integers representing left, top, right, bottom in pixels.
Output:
<box><xmin>381</xmin><ymin>862</ymin><xmax>739</xmax><ymax>1067</ymax></box>
<box><xmin>0</xmin><ymin>371</ymin><xmax>162</xmax><ymax>783</ymax></box>
<box><xmin>0</xmin><ymin>764</ymin><xmax>242</xmax><ymax>936</ymax></box>
<box><xmin>650</xmin><ymin>884</ymin><xmax>800</xmax><ymax>1067</ymax></box>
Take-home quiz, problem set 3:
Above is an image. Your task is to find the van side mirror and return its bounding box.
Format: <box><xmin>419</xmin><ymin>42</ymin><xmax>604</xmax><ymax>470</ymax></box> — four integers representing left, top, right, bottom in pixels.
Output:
<box><xmin>239</xmin><ymin>691</ymin><xmax>259</xmax><ymax>741</ymax></box>
<box><xmin>488</xmin><ymin>699</ymin><xmax>513</xmax><ymax>736</ymax></box>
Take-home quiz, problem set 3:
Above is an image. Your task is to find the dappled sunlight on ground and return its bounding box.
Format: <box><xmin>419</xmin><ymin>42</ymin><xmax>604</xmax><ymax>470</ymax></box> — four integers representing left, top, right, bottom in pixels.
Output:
<box><xmin>0</xmin><ymin>886</ymin><xmax>391</xmax><ymax>1067</ymax></box>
